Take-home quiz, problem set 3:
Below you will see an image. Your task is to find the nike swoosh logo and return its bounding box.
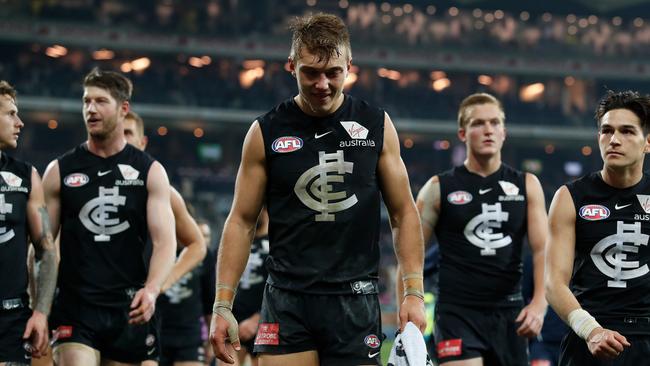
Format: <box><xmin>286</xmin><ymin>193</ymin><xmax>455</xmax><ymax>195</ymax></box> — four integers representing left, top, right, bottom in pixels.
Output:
<box><xmin>315</xmin><ymin>131</ymin><xmax>333</xmax><ymax>139</ymax></box>
<box><xmin>479</xmin><ymin>188</ymin><xmax>492</xmax><ymax>195</ymax></box>
<box><xmin>147</xmin><ymin>348</ymin><xmax>155</xmax><ymax>355</ymax></box>
<box><xmin>368</xmin><ymin>351</ymin><xmax>380</xmax><ymax>358</ymax></box>
<box><xmin>615</xmin><ymin>203</ymin><xmax>632</xmax><ymax>210</ymax></box>
<box><xmin>97</xmin><ymin>170</ymin><xmax>112</xmax><ymax>176</ymax></box>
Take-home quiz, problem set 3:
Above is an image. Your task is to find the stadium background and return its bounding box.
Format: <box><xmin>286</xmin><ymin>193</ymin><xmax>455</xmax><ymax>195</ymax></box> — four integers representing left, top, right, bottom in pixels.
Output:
<box><xmin>3</xmin><ymin>0</ymin><xmax>650</xmax><ymax>364</ymax></box>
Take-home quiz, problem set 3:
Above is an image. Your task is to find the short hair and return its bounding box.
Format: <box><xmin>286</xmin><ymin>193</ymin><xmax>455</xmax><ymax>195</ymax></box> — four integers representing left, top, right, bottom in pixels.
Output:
<box><xmin>83</xmin><ymin>67</ymin><xmax>132</xmax><ymax>103</ymax></box>
<box><xmin>125</xmin><ymin>110</ymin><xmax>145</xmax><ymax>137</ymax></box>
<box><xmin>0</xmin><ymin>80</ymin><xmax>17</xmax><ymax>103</ymax></box>
<box><xmin>595</xmin><ymin>90</ymin><xmax>650</xmax><ymax>135</ymax></box>
<box><xmin>457</xmin><ymin>93</ymin><xmax>505</xmax><ymax>129</ymax></box>
<box><xmin>289</xmin><ymin>13</ymin><xmax>351</xmax><ymax>64</ymax></box>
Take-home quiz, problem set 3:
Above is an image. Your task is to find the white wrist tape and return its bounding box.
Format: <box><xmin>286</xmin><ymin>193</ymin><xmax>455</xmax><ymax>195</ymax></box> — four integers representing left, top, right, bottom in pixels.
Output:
<box><xmin>568</xmin><ymin>308</ymin><xmax>602</xmax><ymax>340</ymax></box>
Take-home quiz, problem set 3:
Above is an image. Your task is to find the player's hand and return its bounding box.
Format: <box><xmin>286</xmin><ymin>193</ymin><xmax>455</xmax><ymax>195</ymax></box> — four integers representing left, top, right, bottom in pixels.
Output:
<box><xmin>515</xmin><ymin>300</ymin><xmax>546</xmax><ymax>338</ymax></box>
<box><xmin>399</xmin><ymin>295</ymin><xmax>426</xmax><ymax>333</ymax></box>
<box><xmin>239</xmin><ymin>313</ymin><xmax>260</xmax><ymax>342</ymax></box>
<box><xmin>129</xmin><ymin>286</ymin><xmax>158</xmax><ymax>324</ymax></box>
<box><xmin>586</xmin><ymin>328</ymin><xmax>630</xmax><ymax>360</ymax></box>
<box><xmin>23</xmin><ymin>310</ymin><xmax>49</xmax><ymax>358</ymax></box>
<box><xmin>210</xmin><ymin>305</ymin><xmax>241</xmax><ymax>364</ymax></box>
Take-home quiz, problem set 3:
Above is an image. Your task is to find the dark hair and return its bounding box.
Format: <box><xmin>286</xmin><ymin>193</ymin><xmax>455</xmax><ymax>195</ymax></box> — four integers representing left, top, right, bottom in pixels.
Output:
<box><xmin>0</xmin><ymin>80</ymin><xmax>17</xmax><ymax>102</ymax></box>
<box><xmin>83</xmin><ymin>67</ymin><xmax>132</xmax><ymax>103</ymax></box>
<box><xmin>457</xmin><ymin>93</ymin><xmax>505</xmax><ymax>129</ymax></box>
<box><xmin>595</xmin><ymin>90</ymin><xmax>650</xmax><ymax>134</ymax></box>
<box><xmin>289</xmin><ymin>13</ymin><xmax>351</xmax><ymax>63</ymax></box>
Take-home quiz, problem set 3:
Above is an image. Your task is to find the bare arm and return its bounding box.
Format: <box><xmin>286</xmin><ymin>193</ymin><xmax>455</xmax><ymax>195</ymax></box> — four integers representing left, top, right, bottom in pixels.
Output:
<box><xmin>24</xmin><ymin>167</ymin><xmax>58</xmax><ymax>357</ymax></box>
<box><xmin>211</xmin><ymin>121</ymin><xmax>267</xmax><ymax>364</ymax></box>
<box><xmin>161</xmin><ymin>187</ymin><xmax>207</xmax><ymax>292</ymax></box>
<box><xmin>545</xmin><ymin>186</ymin><xmax>580</xmax><ymax>323</ymax></box>
<box><xmin>515</xmin><ymin>173</ymin><xmax>548</xmax><ymax>337</ymax></box>
<box><xmin>378</xmin><ymin>113</ymin><xmax>425</xmax><ymax>332</ymax></box>
<box><xmin>545</xmin><ymin>186</ymin><xmax>629</xmax><ymax>359</ymax></box>
<box><xmin>128</xmin><ymin>162</ymin><xmax>176</xmax><ymax>324</ymax></box>
<box><xmin>396</xmin><ymin>176</ymin><xmax>440</xmax><ymax>313</ymax></box>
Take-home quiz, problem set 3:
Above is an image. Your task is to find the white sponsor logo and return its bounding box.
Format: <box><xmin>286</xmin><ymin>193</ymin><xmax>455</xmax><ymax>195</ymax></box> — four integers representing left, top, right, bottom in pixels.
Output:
<box><xmin>615</xmin><ymin>203</ymin><xmax>632</xmax><ymax>210</ymax></box>
<box><xmin>79</xmin><ymin>186</ymin><xmax>130</xmax><ymax>242</ymax></box>
<box><xmin>315</xmin><ymin>131</ymin><xmax>333</xmax><ymax>139</ymax></box>
<box><xmin>498</xmin><ymin>180</ymin><xmax>519</xmax><ymax>196</ymax></box>
<box><xmin>464</xmin><ymin>203</ymin><xmax>511</xmax><ymax>256</ymax></box>
<box><xmin>637</xmin><ymin>195</ymin><xmax>650</xmax><ymax>213</ymax></box>
<box><xmin>478</xmin><ymin>188</ymin><xmax>492</xmax><ymax>195</ymax></box>
<box><xmin>340</xmin><ymin>121</ymin><xmax>369</xmax><ymax>139</ymax></box>
<box><xmin>591</xmin><ymin>221</ymin><xmax>649</xmax><ymax>288</ymax></box>
<box><xmin>0</xmin><ymin>171</ymin><xmax>22</xmax><ymax>187</ymax></box>
<box><xmin>0</xmin><ymin>194</ymin><xmax>15</xmax><ymax>244</ymax></box>
<box><xmin>117</xmin><ymin>164</ymin><xmax>140</xmax><ymax>180</ymax></box>
<box><xmin>97</xmin><ymin>170</ymin><xmax>112</xmax><ymax>177</ymax></box>
<box><xmin>368</xmin><ymin>351</ymin><xmax>380</xmax><ymax>358</ymax></box>
<box><xmin>294</xmin><ymin>150</ymin><xmax>358</xmax><ymax>222</ymax></box>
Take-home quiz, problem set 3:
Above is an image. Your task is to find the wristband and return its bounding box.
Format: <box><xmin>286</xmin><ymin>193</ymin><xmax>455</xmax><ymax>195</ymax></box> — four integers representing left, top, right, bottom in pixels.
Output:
<box><xmin>568</xmin><ymin>308</ymin><xmax>601</xmax><ymax>340</ymax></box>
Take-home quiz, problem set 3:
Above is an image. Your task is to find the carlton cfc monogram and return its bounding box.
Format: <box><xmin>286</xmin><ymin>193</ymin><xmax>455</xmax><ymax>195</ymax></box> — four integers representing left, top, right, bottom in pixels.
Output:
<box><xmin>294</xmin><ymin>150</ymin><xmax>358</xmax><ymax>222</ymax></box>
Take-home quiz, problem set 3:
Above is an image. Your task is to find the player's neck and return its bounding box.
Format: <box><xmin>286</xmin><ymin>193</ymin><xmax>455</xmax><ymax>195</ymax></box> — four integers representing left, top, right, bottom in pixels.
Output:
<box><xmin>464</xmin><ymin>153</ymin><xmax>502</xmax><ymax>177</ymax></box>
<box><xmin>600</xmin><ymin>164</ymin><xmax>644</xmax><ymax>189</ymax></box>
<box><xmin>86</xmin><ymin>134</ymin><xmax>127</xmax><ymax>158</ymax></box>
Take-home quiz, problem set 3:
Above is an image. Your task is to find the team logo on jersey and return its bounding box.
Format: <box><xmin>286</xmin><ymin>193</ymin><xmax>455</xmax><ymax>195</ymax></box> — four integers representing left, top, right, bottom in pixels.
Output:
<box><xmin>64</xmin><ymin>173</ymin><xmax>89</xmax><ymax>187</ymax></box>
<box><xmin>0</xmin><ymin>194</ymin><xmax>15</xmax><ymax>245</ymax></box>
<box><xmin>591</xmin><ymin>221</ymin><xmax>649</xmax><ymax>288</ymax></box>
<box><xmin>272</xmin><ymin>136</ymin><xmax>303</xmax><ymax>153</ymax></box>
<box><xmin>447</xmin><ymin>191</ymin><xmax>473</xmax><ymax>205</ymax></box>
<box><xmin>294</xmin><ymin>150</ymin><xmax>358</xmax><ymax>222</ymax></box>
<box><xmin>637</xmin><ymin>195</ymin><xmax>650</xmax><ymax>213</ymax></box>
<box><xmin>579</xmin><ymin>205</ymin><xmax>610</xmax><ymax>221</ymax></box>
<box><xmin>79</xmin><ymin>186</ymin><xmax>131</xmax><ymax>242</ymax></box>
<box><xmin>0</xmin><ymin>172</ymin><xmax>21</xmax><ymax>187</ymax></box>
<box><xmin>464</xmin><ymin>202</ymin><xmax>511</xmax><ymax>255</ymax></box>
<box><xmin>498</xmin><ymin>180</ymin><xmax>519</xmax><ymax>195</ymax></box>
<box><xmin>364</xmin><ymin>334</ymin><xmax>381</xmax><ymax>349</ymax></box>
<box><xmin>164</xmin><ymin>272</ymin><xmax>194</xmax><ymax>304</ymax></box>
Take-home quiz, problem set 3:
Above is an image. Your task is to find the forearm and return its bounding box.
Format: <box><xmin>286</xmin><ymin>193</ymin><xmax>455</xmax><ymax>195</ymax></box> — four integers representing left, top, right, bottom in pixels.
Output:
<box><xmin>392</xmin><ymin>208</ymin><xmax>424</xmax><ymax>300</ymax></box>
<box><xmin>215</xmin><ymin>218</ymin><xmax>255</xmax><ymax>299</ymax></box>
<box><xmin>164</xmin><ymin>242</ymin><xmax>207</xmax><ymax>291</ymax></box>
<box><xmin>146</xmin><ymin>239</ymin><xmax>176</xmax><ymax>293</ymax></box>
<box><xmin>33</xmin><ymin>246</ymin><xmax>58</xmax><ymax>315</ymax></box>
<box><xmin>546</xmin><ymin>276</ymin><xmax>581</xmax><ymax>323</ymax></box>
<box><xmin>530</xmin><ymin>246</ymin><xmax>547</xmax><ymax>306</ymax></box>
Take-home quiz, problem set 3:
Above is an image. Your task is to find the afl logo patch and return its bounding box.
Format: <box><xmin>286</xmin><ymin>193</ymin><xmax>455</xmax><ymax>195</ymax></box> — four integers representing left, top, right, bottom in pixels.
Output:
<box><xmin>64</xmin><ymin>173</ymin><xmax>89</xmax><ymax>187</ymax></box>
<box><xmin>272</xmin><ymin>136</ymin><xmax>303</xmax><ymax>153</ymax></box>
<box><xmin>579</xmin><ymin>205</ymin><xmax>610</xmax><ymax>221</ymax></box>
<box><xmin>447</xmin><ymin>190</ymin><xmax>473</xmax><ymax>205</ymax></box>
<box><xmin>364</xmin><ymin>334</ymin><xmax>381</xmax><ymax>349</ymax></box>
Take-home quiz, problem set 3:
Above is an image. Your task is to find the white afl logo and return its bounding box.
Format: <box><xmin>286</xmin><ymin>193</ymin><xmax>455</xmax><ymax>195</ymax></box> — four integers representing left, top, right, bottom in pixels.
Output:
<box><xmin>64</xmin><ymin>173</ymin><xmax>89</xmax><ymax>187</ymax></box>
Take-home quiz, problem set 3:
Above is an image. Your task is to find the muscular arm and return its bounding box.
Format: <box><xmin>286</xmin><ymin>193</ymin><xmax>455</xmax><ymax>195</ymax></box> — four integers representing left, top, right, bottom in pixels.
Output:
<box><xmin>26</xmin><ymin>168</ymin><xmax>58</xmax><ymax>315</ymax></box>
<box><xmin>545</xmin><ymin>186</ymin><xmax>579</xmax><ymax>323</ymax></box>
<box><xmin>161</xmin><ymin>187</ymin><xmax>207</xmax><ymax>292</ymax></box>
<box><xmin>515</xmin><ymin>173</ymin><xmax>548</xmax><ymax>337</ymax></box>
<box><xmin>24</xmin><ymin>167</ymin><xmax>58</xmax><ymax>356</ymax></box>
<box><xmin>144</xmin><ymin>162</ymin><xmax>176</xmax><ymax>294</ymax></box>
<box><xmin>378</xmin><ymin>113</ymin><xmax>425</xmax><ymax>332</ymax></box>
<box><xmin>211</xmin><ymin>121</ymin><xmax>267</xmax><ymax>363</ymax></box>
<box><xmin>128</xmin><ymin>162</ymin><xmax>176</xmax><ymax>325</ymax></box>
<box><xmin>396</xmin><ymin>176</ymin><xmax>440</xmax><ymax>312</ymax></box>
<box><xmin>545</xmin><ymin>186</ymin><xmax>628</xmax><ymax>358</ymax></box>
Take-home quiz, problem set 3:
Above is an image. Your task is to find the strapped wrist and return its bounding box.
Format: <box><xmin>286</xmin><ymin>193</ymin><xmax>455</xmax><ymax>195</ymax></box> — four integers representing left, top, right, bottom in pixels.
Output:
<box><xmin>568</xmin><ymin>308</ymin><xmax>601</xmax><ymax>340</ymax></box>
